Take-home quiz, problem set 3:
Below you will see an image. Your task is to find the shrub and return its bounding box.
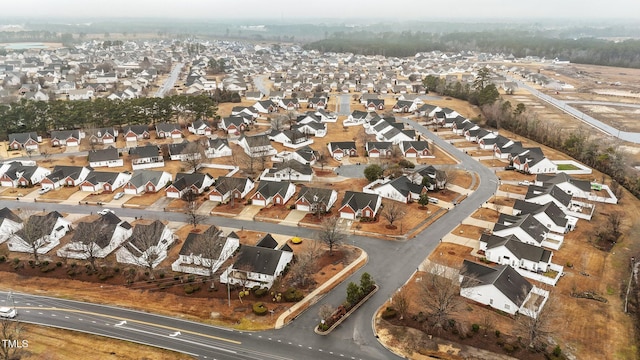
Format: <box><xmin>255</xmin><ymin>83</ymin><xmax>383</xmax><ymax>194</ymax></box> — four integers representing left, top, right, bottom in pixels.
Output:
<box><xmin>12</xmin><ymin>258</ymin><xmax>20</xmax><ymax>265</ymax></box>
<box><xmin>255</xmin><ymin>288</ymin><xmax>268</xmax><ymax>298</ymax></box>
<box><xmin>187</xmin><ymin>274</ymin><xmax>196</xmax><ymax>283</ymax></box>
<box><xmin>98</xmin><ymin>274</ymin><xmax>108</xmax><ymax>281</ymax></box>
<box><xmin>283</xmin><ymin>287</ymin><xmax>304</xmax><ymax>302</ymax></box>
<box><xmin>398</xmin><ymin>159</ymin><xmax>415</xmax><ymax>169</ymax></box>
<box><xmin>28</xmin><ymin>260</ymin><xmax>35</xmax><ymax>268</ymax></box>
<box><xmin>114</xmin><ymin>267</ymin><xmax>120</xmax><ymax>273</ymax></box>
<box><xmin>381</xmin><ymin>307</ymin><xmax>397</xmax><ymax>319</ymax></box>
<box><xmin>70</xmin><ymin>262</ymin><xmax>77</xmax><ymax>268</ymax></box>
<box><xmin>471</xmin><ymin>323</ymin><xmax>480</xmax><ymax>333</ymax></box>
<box><xmin>553</xmin><ymin>345</ymin><xmax>562</xmax><ymax>357</ymax></box>
<box><xmin>359</xmin><ymin>272</ymin><xmax>375</xmax><ymax>294</ymax></box>
<box><xmin>495</xmin><ymin>330</ymin><xmax>501</xmax><ymax>338</ymax></box>
<box><xmin>42</xmin><ymin>260</ymin><xmax>49</xmax><ymax>266</ymax></box>
<box><xmin>0</xmin><ymin>256</ymin><xmax>5</xmax><ymax>263</ymax></box>
<box><xmin>184</xmin><ymin>284</ymin><xmax>201</xmax><ymax>294</ymax></box>
<box><xmin>56</xmin><ymin>261</ymin><xmax>62</xmax><ymax>267</ymax></box>
<box><xmin>346</xmin><ymin>282</ymin><xmax>363</xmax><ymax>305</ymax></box>
<box><xmin>502</xmin><ymin>343</ymin><xmax>515</xmax><ymax>353</ymax></box>
<box><xmin>496</xmin><ymin>338</ymin><xmax>505</xmax><ymax>347</ymax></box>
<box><xmin>318</xmin><ymin>322</ymin><xmax>329</xmax><ymax>331</ymax></box>
<box><xmin>252</xmin><ymin>302</ymin><xmax>268</xmax><ymax>316</ymax></box>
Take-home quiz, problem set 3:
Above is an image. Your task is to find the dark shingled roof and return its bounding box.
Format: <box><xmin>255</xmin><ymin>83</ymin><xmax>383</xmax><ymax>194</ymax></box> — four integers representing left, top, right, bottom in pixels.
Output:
<box><xmin>462</xmin><ymin>260</ymin><xmax>533</xmax><ymax>308</ymax></box>
<box><xmin>233</xmin><ymin>245</ymin><xmax>285</xmax><ymax>276</ymax></box>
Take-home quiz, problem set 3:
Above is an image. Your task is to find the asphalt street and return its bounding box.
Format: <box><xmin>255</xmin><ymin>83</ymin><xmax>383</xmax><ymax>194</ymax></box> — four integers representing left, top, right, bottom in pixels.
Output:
<box><xmin>155</xmin><ymin>62</ymin><xmax>185</xmax><ymax>98</ymax></box>
<box><xmin>1</xmin><ymin>118</ymin><xmax>499</xmax><ymax>359</ymax></box>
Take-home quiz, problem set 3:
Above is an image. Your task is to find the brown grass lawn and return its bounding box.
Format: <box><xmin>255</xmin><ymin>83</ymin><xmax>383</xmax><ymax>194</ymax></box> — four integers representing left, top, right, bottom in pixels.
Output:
<box><xmin>256</xmin><ymin>203</ymin><xmax>292</xmax><ymax>221</ymax></box>
<box><xmin>491</xmin><ymin>196</ymin><xmax>516</xmax><ymax>207</ymax></box>
<box><xmin>23</xmin><ymin>324</ymin><xmax>192</xmax><ymax>360</ymax></box>
<box><xmin>452</xmin><ymin>224</ymin><xmax>486</xmax><ymax>240</ymax></box>
<box><xmin>212</xmin><ymin>200</ymin><xmax>246</xmax><ymax>216</ymax></box>
<box><xmin>125</xmin><ymin>190</ymin><xmax>167</xmax><ymax>206</ymax></box>
<box><xmin>495</xmin><ymin>170</ymin><xmax>535</xmax><ymax>182</ymax></box>
<box><xmin>39</xmin><ymin>185</ymin><xmax>80</xmax><ymax>200</ymax></box>
<box><xmin>471</xmin><ymin>207</ymin><xmax>501</xmax><ymax>223</ymax></box>
<box><xmin>480</xmin><ymin>158</ymin><xmax>509</xmax><ymax>168</ymax></box>
<box><xmin>356</xmin><ymin>201</ymin><xmax>430</xmax><ymax>236</ymax></box>
<box><xmin>0</xmin><ymin>187</ymin><xmax>34</xmax><ymax>197</ymax></box>
<box><xmin>499</xmin><ymin>184</ymin><xmax>528</xmax><ymax>196</ymax></box>
<box><xmin>429</xmin><ymin>188</ymin><xmax>460</xmax><ymax>203</ymax></box>
<box><xmin>415</xmin><ymin>144</ymin><xmax>458</xmax><ymax>165</ymax></box>
<box><xmin>428</xmin><ymin>242</ymin><xmax>475</xmax><ymax>265</ymax></box>
<box><xmin>83</xmin><ymin>191</ymin><xmax>119</xmax><ymax>203</ymax></box>
<box><xmin>448</xmin><ymin>169</ymin><xmax>473</xmax><ymax>189</ymax></box>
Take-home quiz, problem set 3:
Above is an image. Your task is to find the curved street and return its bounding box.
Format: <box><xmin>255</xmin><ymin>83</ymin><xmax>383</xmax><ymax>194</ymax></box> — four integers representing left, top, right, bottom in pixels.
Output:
<box><xmin>1</xmin><ymin>119</ymin><xmax>498</xmax><ymax>359</ymax></box>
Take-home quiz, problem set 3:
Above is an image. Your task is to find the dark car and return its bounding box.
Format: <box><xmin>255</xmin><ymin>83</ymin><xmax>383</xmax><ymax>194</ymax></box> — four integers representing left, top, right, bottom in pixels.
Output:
<box><xmin>504</xmin><ymin>165</ymin><xmax>516</xmax><ymax>171</ymax></box>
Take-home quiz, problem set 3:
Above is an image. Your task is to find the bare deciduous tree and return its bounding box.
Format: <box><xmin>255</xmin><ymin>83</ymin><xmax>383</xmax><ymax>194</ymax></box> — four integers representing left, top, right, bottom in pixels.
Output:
<box><xmin>183</xmin><ymin>141</ymin><xmax>206</xmax><ymax>173</ymax></box>
<box><xmin>127</xmin><ymin>220</ymin><xmax>167</xmax><ymax>280</ymax></box>
<box><xmin>183</xmin><ymin>189</ymin><xmax>205</xmax><ymax>228</ymax></box>
<box><xmin>10</xmin><ymin>210</ymin><xmax>56</xmax><ymax>264</ymax></box>
<box><xmin>381</xmin><ymin>200</ymin><xmax>405</xmax><ymax>229</ymax></box>
<box><xmin>190</xmin><ymin>226</ymin><xmax>228</xmax><ymax>288</ymax></box>
<box><xmin>318</xmin><ymin>303</ymin><xmax>334</xmax><ymax>322</ymax></box>
<box><xmin>393</xmin><ymin>290</ymin><xmax>410</xmax><ymax>320</ymax></box>
<box><xmin>72</xmin><ymin>218</ymin><xmax>114</xmax><ymax>271</ymax></box>
<box><xmin>515</xmin><ymin>290</ymin><xmax>557</xmax><ymax>349</ymax></box>
<box><xmin>318</xmin><ymin>216</ymin><xmax>347</xmax><ymax>256</ymax></box>
<box><xmin>288</xmin><ymin>241</ymin><xmax>321</xmax><ymax>287</ymax></box>
<box><xmin>421</xmin><ymin>261</ymin><xmax>470</xmax><ymax>330</ymax></box>
<box><xmin>0</xmin><ymin>316</ymin><xmax>24</xmax><ymax>360</ymax></box>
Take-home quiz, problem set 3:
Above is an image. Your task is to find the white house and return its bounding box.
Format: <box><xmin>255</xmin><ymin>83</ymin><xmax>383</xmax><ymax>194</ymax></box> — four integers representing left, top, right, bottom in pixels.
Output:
<box><xmin>0</xmin><ymin>207</ymin><xmax>23</xmax><ymax>243</ymax></box>
<box><xmin>220</xmin><ymin>243</ymin><xmax>293</xmax><ymax>289</ymax></box>
<box><xmin>40</xmin><ymin>165</ymin><xmax>92</xmax><ymax>190</ymax></box>
<box><xmin>250</xmin><ymin>181</ymin><xmax>296</xmax><ymax>207</ymax></box>
<box><xmin>363</xmin><ymin>176</ymin><xmax>427</xmax><ymax>204</ymax></box>
<box><xmin>6</xmin><ymin>211</ymin><xmax>71</xmax><ymax>255</ymax></box>
<box><xmin>171</xmin><ymin>226</ymin><xmax>240</xmax><ymax>276</ymax></box>
<box><xmin>123</xmin><ymin>170</ymin><xmax>172</xmax><ymax>195</ymax></box>
<box><xmin>88</xmin><ymin>147</ymin><xmax>123</xmax><ymax>168</ymax></box>
<box><xmin>480</xmin><ymin>234</ymin><xmax>554</xmax><ymax>273</ymax></box>
<box><xmin>0</xmin><ymin>162</ymin><xmax>50</xmax><ymax>188</ymax></box>
<box><xmin>294</xmin><ymin>187</ymin><xmax>338</xmax><ymax>213</ymax></box>
<box><xmin>56</xmin><ymin>212</ymin><xmax>133</xmax><ymax>259</ymax></box>
<box><xmin>260</xmin><ymin>160</ymin><xmax>314</xmax><ymax>182</ymax></box>
<box><xmin>115</xmin><ymin>220</ymin><xmax>176</xmax><ymax>269</ymax></box>
<box><xmin>208</xmin><ymin>177</ymin><xmax>255</xmax><ymax>203</ymax></box>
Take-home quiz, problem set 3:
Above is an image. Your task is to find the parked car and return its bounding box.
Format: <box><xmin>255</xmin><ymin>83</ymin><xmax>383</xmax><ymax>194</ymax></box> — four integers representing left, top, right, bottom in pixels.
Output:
<box><xmin>428</xmin><ymin>197</ymin><xmax>439</xmax><ymax>204</ymax></box>
<box><xmin>518</xmin><ymin>180</ymin><xmax>531</xmax><ymax>186</ymax></box>
<box><xmin>38</xmin><ymin>188</ymin><xmax>51</xmax><ymax>195</ymax></box>
<box><xmin>97</xmin><ymin>209</ymin><xmax>114</xmax><ymax>216</ymax></box>
<box><xmin>504</xmin><ymin>165</ymin><xmax>516</xmax><ymax>171</ymax></box>
<box><xmin>114</xmin><ymin>192</ymin><xmax>125</xmax><ymax>200</ymax></box>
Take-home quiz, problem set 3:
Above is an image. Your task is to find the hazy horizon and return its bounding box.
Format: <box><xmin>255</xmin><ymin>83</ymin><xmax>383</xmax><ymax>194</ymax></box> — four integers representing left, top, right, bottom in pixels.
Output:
<box><xmin>3</xmin><ymin>0</ymin><xmax>640</xmax><ymax>21</ymax></box>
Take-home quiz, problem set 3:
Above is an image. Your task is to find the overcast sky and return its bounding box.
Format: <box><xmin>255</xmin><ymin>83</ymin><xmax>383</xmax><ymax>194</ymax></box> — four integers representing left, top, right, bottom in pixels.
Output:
<box><xmin>3</xmin><ymin>0</ymin><xmax>639</xmax><ymax>20</ymax></box>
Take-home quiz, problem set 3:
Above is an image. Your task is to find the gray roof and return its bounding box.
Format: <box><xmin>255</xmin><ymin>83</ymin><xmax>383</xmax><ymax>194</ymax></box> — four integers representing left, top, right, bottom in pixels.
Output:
<box><xmin>513</xmin><ymin>200</ymin><xmax>568</xmax><ymax>228</ymax></box>
<box><xmin>493</xmin><ymin>213</ymin><xmax>547</xmax><ymax>244</ymax></box>
<box><xmin>256</xmin><ymin>234</ymin><xmax>278</xmax><ymax>249</ymax></box>
<box><xmin>525</xmin><ymin>185</ymin><xmax>572</xmax><ymax>207</ymax></box>
<box><xmin>127</xmin><ymin>170</ymin><xmax>166</xmax><ymax>188</ymax></box>
<box><xmin>482</xmin><ymin>234</ymin><xmax>552</xmax><ymax>264</ymax></box>
<box><xmin>179</xmin><ymin>225</ymin><xmax>226</xmax><ymax>257</ymax></box>
<box><xmin>88</xmin><ymin>147</ymin><xmax>119</xmax><ymax>162</ymax></box>
<box><xmin>0</xmin><ymin>207</ymin><xmax>21</xmax><ymax>224</ymax></box>
<box><xmin>255</xmin><ymin>180</ymin><xmax>293</xmax><ymax>198</ymax></box>
<box><xmin>129</xmin><ymin>145</ymin><xmax>160</xmax><ymax>158</ymax></box>
<box><xmin>125</xmin><ymin>220</ymin><xmax>166</xmax><ymax>256</ymax></box>
<box><xmin>341</xmin><ymin>191</ymin><xmax>380</xmax><ymax>212</ymax></box>
<box><xmin>536</xmin><ymin>172</ymin><xmax>592</xmax><ymax>192</ymax></box>
<box><xmin>462</xmin><ymin>260</ymin><xmax>533</xmax><ymax>308</ymax></box>
<box><xmin>233</xmin><ymin>245</ymin><xmax>285</xmax><ymax>276</ymax></box>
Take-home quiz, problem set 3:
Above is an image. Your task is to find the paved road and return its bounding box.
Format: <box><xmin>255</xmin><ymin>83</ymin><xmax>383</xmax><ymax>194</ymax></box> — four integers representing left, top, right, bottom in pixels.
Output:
<box><xmin>512</xmin><ymin>79</ymin><xmax>640</xmax><ymax>143</ymax></box>
<box><xmin>1</xmin><ymin>118</ymin><xmax>499</xmax><ymax>359</ymax></box>
<box><xmin>254</xmin><ymin>75</ymin><xmax>270</xmax><ymax>97</ymax></box>
<box><xmin>155</xmin><ymin>62</ymin><xmax>185</xmax><ymax>98</ymax></box>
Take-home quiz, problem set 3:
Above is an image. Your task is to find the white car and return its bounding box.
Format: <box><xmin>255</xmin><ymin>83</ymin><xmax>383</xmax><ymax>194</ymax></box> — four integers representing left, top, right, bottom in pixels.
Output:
<box><xmin>38</xmin><ymin>188</ymin><xmax>51</xmax><ymax>195</ymax></box>
<box><xmin>518</xmin><ymin>180</ymin><xmax>532</xmax><ymax>186</ymax></box>
<box><xmin>97</xmin><ymin>209</ymin><xmax>114</xmax><ymax>216</ymax></box>
<box><xmin>428</xmin><ymin>197</ymin><xmax>439</xmax><ymax>204</ymax></box>
<box><xmin>114</xmin><ymin>192</ymin><xmax>125</xmax><ymax>200</ymax></box>
<box><xmin>0</xmin><ymin>306</ymin><xmax>16</xmax><ymax>318</ymax></box>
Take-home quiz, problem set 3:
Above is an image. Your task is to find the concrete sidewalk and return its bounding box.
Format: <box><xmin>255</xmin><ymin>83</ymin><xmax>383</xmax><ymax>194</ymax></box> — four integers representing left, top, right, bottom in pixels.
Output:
<box><xmin>274</xmin><ymin>249</ymin><xmax>368</xmax><ymax>329</ymax></box>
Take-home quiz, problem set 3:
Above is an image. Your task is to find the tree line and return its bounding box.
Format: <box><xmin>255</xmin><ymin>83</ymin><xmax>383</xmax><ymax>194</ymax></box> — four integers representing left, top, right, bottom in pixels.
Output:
<box><xmin>305</xmin><ymin>30</ymin><xmax>640</xmax><ymax>69</ymax></box>
<box><xmin>0</xmin><ymin>94</ymin><xmax>218</xmax><ymax>140</ymax></box>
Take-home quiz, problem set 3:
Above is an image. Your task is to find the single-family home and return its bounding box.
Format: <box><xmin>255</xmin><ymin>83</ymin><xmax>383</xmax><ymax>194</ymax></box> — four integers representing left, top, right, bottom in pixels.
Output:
<box><xmin>8</xmin><ymin>132</ymin><xmax>41</xmax><ymax>151</ymax></box>
<box><xmin>40</xmin><ymin>165</ymin><xmax>92</xmax><ymax>190</ymax></box>
<box><xmin>208</xmin><ymin>177</ymin><xmax>255</xmax><ymax>203</ymax></box>
<box><xmin>188</xmin><ymin>120</ymin><xmax>213</xmax><ymax>136</ymax></box>
<box><xmin>122</xmin><ymin>125</ymin><xmax>151</xmax><ymax>142</ymax></box>
<box><xmin>294</xmin><ymin>186</ymin><xmax>338</xmax><ymax>213</ymax></box>
<box><xmin>399</xmin><ymin>141</ymin><xmax>431</xmax><ymax>158</ymax></box>
<box><xmin>115</xmin><ymin>220</ymin><xmax>176</xmax><ymax>269</ymax></box>
<box><xmin>412</xmin><ymin>165</ymin><xmax>447</xmax><ymax>190</ymax></box>
<box><xmin>0</xmin><ymin>162</ymin><xmax>51</xmax><ymax>188</ymax></box>
<box><xmin>123</xmin><ymin>170</ymin><xmax>172</xmax><ymax>195</ymax></box>
<box><xmin>250</xmin><ymin>180</ymin><xmax>296</xmax><ymax>207</ymax></box>
<box><xmin>171</xmin><ymin>226</ymin><xmax>240</xmax><ymax>276</ymax></box>
<box><xmin>339</xmin><ymin>191</ymin><xmax>382</xmax><ymax>220</ymax></box>
<box><xmin>165</xmin><ymin>172</ymin><xmax>215</xmax><ymax>199</ymax></box>
<box><xmin>129</xmin><ymin>145</ymin><xmax>164</xmax><ymax>170</ymax></box>
<box><xmin>50</xmin><ymin>130</ymin><xmax>82</xmax><ymax>147</ymax></box>
<box><xmin>480</xmin><ymin>234</ymin><xmax>554</xmax><ymax>273</ymax></box>
<box><xmin>535</xmin><ymin>173</ymin><xmax>592</xmax><ymax>200</ymax></box>
<box><xmin>260</xmin><ymin>160</ymin><xmax>314</xmax><ymax>182</ymax></box>
<box><xmin>6</xmin><ymin>211</ymin><xmax>71</xmax><ymax>255</ymax></box>
<box><xmin>155</xmin><ymin>122</ymin><xmax>183</xmax><ymax>139</ymax></box>
<box><xmin>512</xmin><ymin>200</ymin><xmax>576</xmax><ymax>234</ymax></box>
<box><xmin>167</xmin><ymin>141</ymin><xmax>202</xmax><ymax>162</ymax></box>
<box><xmin>238</xmin><ymin>134</ymin><xmax>277</xmax><ymax>158</ymax></box>
<box><xmin>219</xmin><ymin>116</ymin><xmax>251</xmax><ymax>134</ymax></box>
<box><xmin>204</xmin><ymin>138</ymin><xmax>232</xmax><ymax>158</ymax></box>
<box><xmin>327</xmin><ymin>141</ymin><xmax>357</xmax><ymax>160</ymax></box>
<box><xmin>56</xmin><ymin>212</ymin><xmax>133</xmax><ymax>259</ymax></box>
<box><xmin>79</xmin><ymin>170</ymin><xmax>132</xmax><ymax>193</ymax></box>
<box><xmin>364</xmin><ymin>176</ymin><xmax>428</xmax><ymax>203</ymax></box>
<box><xmin>87</xmin><ymin>147</ymin><xmax>123</xmax><ymax>168</ymax></box>
<box><xmin>0</xmin><ymin>207</ymin><xmax>22</xmax><ymax>243</ymax></box>
<box><xmin>220</xmin><ymin>241</ymin><xmax>293</xmax><ymax>289</ymax></box>
<box><xmin>365</xmin><ymin>142</ymin><xmax>394</xmax><ymax>158</ymax></box>
<box><xmin>86</xmin><ymin>127</ymin><xmax>117</xmax><ymax>145</ymax></box>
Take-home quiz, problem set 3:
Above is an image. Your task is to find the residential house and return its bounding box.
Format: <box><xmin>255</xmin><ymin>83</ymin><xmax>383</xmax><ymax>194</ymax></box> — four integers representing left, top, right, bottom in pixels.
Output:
<box><xmin>480</xmin><ymin>234</ymin><xmax>554</xmax><ymax>273</ymax></box>
<box><xmin>129</xmin><ymin>145</ymin><xmax>164</xmax><ymax>170</ymax></box>
<box><xmin>188</xmin><ymin>120</ymin><xmax>213</xmax><ymax>136</ymax></box>
<box><xmin>260</xmin><ymin>160</ymin><xmax>314</xmax><ymax>182</ymax></box>
<box><xmin>392</xmin><ymin>100</ymin><xmax>417</xmax><ymax>113</ymax></box>
<box><xmin>165</xmin><ymin>172</ymin><xmax>215</xmax><ymax>199</ymax></box>
<box><xmin>56</xmin><ymin>212</ymin><xmax>133</xmax><ymax>259</ymax></box>
<box><xmin>399</xmin><ymin>141</ymin><xmax>431</xmax><ymax>158</ymax></box>
<box><xmin>219</xmin><ymin>116</ymin><xmax>251</xmax><ymax>134</ymax></box>
<box><xmin>412</xmin><ymin>165</ymin><xmax>447</xmax><ymax>190</ymax></box>
<box><xmin>79</xmin><ymin>170</ymin><xmax>132</xmax><ymax>192</ymax></box>
<box><xmin>327</xmin><ymin>141</ymin><xmax>357</xmax><ymax>160</ymax></box>
<box><xmin>492</xmin><ymin>213</ymin><xmax>563</xmax><ymax>249</ymax></box>
<box><xmin>123</xmin><ymin>170</ymin><xmax>172</xmax><ymax>195</ymax></box>
<box><xmin>122</xmin><ymin>125</ymin><xmax>151</xmax><ymax>142</ymax></box>
<box><xmin>204</xmin><ymin>138</ymin><xmax>232</xmax><ymax>158</ymax></box>
<box><xmin>365</xmin><ymin>142</ymin><xmax>394</xmax><ymax>158</ymax></box>
<box><xmin>365</xmin><ymin>99</ymin><xmax>385</xmax><ymax>111</ymax></box>
<box><xmin>460</xmin><ymin>260</ymin><xmax>548</xmax><ymax>318</ymax></box>
<box><xmin>87</xmin><ymin>147</ymin><xmax>123</xmax><ymax>168</ymax></box>
<box><xmin>40</xmin><ymin>165</ymin><xmax>92</xmax><ymax>190</ymax></box>
<box><xmin>250</xmin><ymin>180</ymin><xmax>296</xmax><ymax>207</ymax></box>
<box><xmin>252</xmin><ymin>100</ymin><xmax>278</xmax><ymax>114</ymax></box>
<box><xmin>50</xmin><ymin>130</ymin><xmax>81</xmax><ymax>147</ymax></box>
<box><xmin>115</xmin><ymin>220</ymin><xmax>176</xmax><ymax>269</ymax></box>
<box><xmin>167</xmin><ymin>141</ymin><xmax>202</xmax><ymax>162</ymax></box>
<box><xmin>238</xmin><ymin>134</ymin><xmax>277</xmax><ymax>158</ymax></box>
<box><xmin>512</xmin><ymin>200</ymin><xmax>576</xmax><ymax>233</ymax></box>
<box><xmin>220</xmin><ymin>241</ymin><xmax>293</xmax><ymax>289</ymax></box>
<box><xmin>86</xmin><ymin>127</ymin><xmax>117</xmax><ymax>145</ymax></box>
<box><xmin>512</xmin><ymin>148</ymin><xmax>557</xmax><ymax>174</ymax></box>
<box><xmin>208</xmin><ymin>177</ymin><xmax>255</xmax><ymax>203</ymax></box>
<box><xmin>268</xmin><ymin>129</ymin><xmax>311</xmax><ymax>148</ymax></box>
<box><xmin>364</xmin><ymin>176</ymin><xmax>428</xmax><ymax>203</ymax></box>
<box><xmin>8</xmin><ymin>132</ymin><xmax>41</xmax><ymax>151</ymax></box>
<box><xmin>0</xmin><ymin>162</ymin><xmax>50</xmax><ymax>187</ymax></box>
<box><xmin>339</xmin><ymin>191</ymin><xmax>382</xmax><ymax>220</ymax></box>
<box><xmin>295</xmin><ymin>186</ymin><xmax>338</xmax><ymax>213</ymax></box>
<box><xmin>6</xmin><ymin>211</ymin><xmax>71</xmax><ymax>255</ymax></box>
<box><xmin>0</xmin><ymin>207</ymin><xmax>22</xmax><ymax>243</ymax></box>
<box><xmin>155</xmin><ymin>122</ymin><xmax>183</xmax><ymax>139</ymax></box>
<box><xmin>535</xmin><ymin>173</ymin><xmax>592</xmax><ymax>200</ymax></box>
<box><xmin>171</xmin><ymin>226</ymin><xmax>240</xmax><ymax>276</ymax></box>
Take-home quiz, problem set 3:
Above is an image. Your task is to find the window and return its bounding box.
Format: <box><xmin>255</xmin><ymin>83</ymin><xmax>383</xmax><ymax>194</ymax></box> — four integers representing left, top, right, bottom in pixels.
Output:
<box><xmin>489</xmin><ymin>299</ymin><xmax>493</xmax><ymax>305</ymax></box>
<box><xmin>505</xmin><ymin>304</ymin><xmax>510</xmax><ymax>310</ymax></box>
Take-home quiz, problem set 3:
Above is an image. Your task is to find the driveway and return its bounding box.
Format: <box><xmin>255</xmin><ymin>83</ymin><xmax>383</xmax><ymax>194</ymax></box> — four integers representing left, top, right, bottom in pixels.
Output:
<box><xmin>281</xmin><ymin>209</ymin><xmax>306</xmax><ymax>225</ymax></box>
<box><xmin>60</xmin><ymin>191</ymin><xmax>90</xmax><ymax>205</ymax></box>
<box><xmin>236</xmin><ymin>205</ymin><xmax>262</xmax><ymax>220</ymax></box>
<box><xmin>335</xmin><ymin>163</ymin><xmax>366</xmax><ymax>178</ymax></box>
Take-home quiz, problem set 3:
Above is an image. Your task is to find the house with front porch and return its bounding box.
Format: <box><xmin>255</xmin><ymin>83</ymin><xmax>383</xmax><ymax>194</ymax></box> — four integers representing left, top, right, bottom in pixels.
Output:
<box><xmin>364</xmin><ymin>175</ymin><xmax>428</xmax><ymax>204</ymax></box>
<box><xmin>88</xmin><ymin>147</ymin><xmax>123</xmax><ymax>168</ymax></box>
<box><xmin>204</xmin><ymin>138</ymin><xmax>232</xmax><ymax>158</ymax></box>
<box><xmin>338</xmin><ymin>191</ymin><xmax>382</xmax><ymax>220</ymax></box>
<box><xmin>188</xmin><ymin>120</ymin><xmax>213</xmax><ymax>136</ymax></box>
<box><xmin>40</xmin><ymin>165</ymin><xmax>92</xmax><ymax>190</ymax></box>
<box><xmin>129</xmin><ymin>145</ymin><xmax>164</xmax><ymax>170</ymax></box>
<box><xmin>365</xmin><ymin>142</ymin><xmax>394</xmax><ymax>158</ymax></box>
<box><xmin>0</xmin><ymin>162</ymin><xmax>50</xmax><ymax>188</ymax></box>
<box><xmin>208</xmin><ymin>177</ymin><xmax>255</xmax><ymax>203</ymax></box>
<box><xmin>260</xmin><ymin>160</ymin><xmax>314</xmax><ymax>182</ymax></box>
<box><xmin>86</xmin><ymin>128</ymin><xmax>117</xmax><ymax>145</ymax></box>
<box><xmin>50</xmin><ymin>130</ymin><xmax>82</xmax><ymax>147</ymax></box>
<box><xmin>8</xmin><ymin>132</ymin><xmax>41</xmax><ymax>151</ymax></box>
<box><xmin>155</xmin><ymin>122</ymin><xmax>183</xmax><ymax>139</ymax></box>
<box><xmin>56</xmin><ymin>212</ymin><xmax>133</xmax><ymax>259</ymax></box>
<box><xmin>166</xmin><ymin>172</ymin><xmax>215</xmax><ymax>199</ymax></box>
<box><xmin>122</xmin><ymin>125</ymin><xmax>151</xmax><ymax>142</ymax></box>
<box><xmin>6</xmin><ymin>211</ymin><xmax>71</xmax><ymax>255</ymax></box>
<box><xmin>238</xmin><ymin>134</ymin><xmax>277</xmax><ymax>158</ymax></box>
<box><xmin>220</xmin><ymin>242</ymin><xmax>293</xmax><ymax>289</ymax></box>
<box><xmin>480</xmin><ymin>233</ymin><xmax>554</xmax><ymax>273</ymax></box>
<box><xmin>79</xmin><ymin>171</ymin><xmax>131</xmax><ymax>192</ymax></box>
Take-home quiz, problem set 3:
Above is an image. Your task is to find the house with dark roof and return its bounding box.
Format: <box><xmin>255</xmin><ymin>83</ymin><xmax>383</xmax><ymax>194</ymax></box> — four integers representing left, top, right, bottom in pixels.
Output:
<box><xmin>392</xmin><ymin>100</ymin><xmax>417</xmax><ymax>113</ymax></box>
<box><xmin>460</xmin><ymin>260</ymin><xmax>549</xmax><ymax>318</ymax></box>
<box><xmin>219</xmin><ymin>116</ymin><xmax>251</xmax><ymax>134</ymax></box>
<box><xmin>204</xmin><ymin>138</ymin><xmax>232</xmax><ymax>158</ymax></box>
<box><xmin>492</xmin><ymin>212</ymin><xmax>564</xmax><ymax>249</ymax></box>
<box><xmin>399</xmin><ymin>141</ymin><xmax>431</xmax><ymax>158</ymax></box>
<box><xmin>238</xmin><ymin>134</ymin><xmax>276</xmax><ymax>158</ymax></box>
<box><xmin>260</xmin><ymin>160</ymin><xmax>314</xmax><ymax>182</ymax></box>
<box><xmin>512</xmin><ymin>199</ymin><xmax>576</xmax><ymax>234</ymax></box>
<box><xmin>208</xmin><ymin>177</ymin><xmax>255</xmax><ymax>203</ymax></box>
<box><xmin>171</xmin><ymin>226</ymin><xmax>240</xmax><ymax>276</ymax></box>
<box><xmin>129</xmin><ymin>145</ymin><xmax>164</xmax><ymax>170</ymax></box>
<box><xmin>512</xmin><ymin>147</ymin><xmax>557</xmax><ymax>174</ymax></box>
<box><xmin>7</xmin><ymin>211</ymin><xmax>71</xmax><ymax>255</ymax></box>
<box><xmin>295</xmin><ymin>186</ymin><xmax>337</xmax><ymax>213</ymax></box>
<box><xmin>50</xmin><ymin>130</ymin><xmax>82</xmax><ymax>147</ymax></box>
<box><xmin>155</xmin><ymin>122</ymin><xmax>183</xmax><ymax>139</ymax></box>
<box><xmin>535</xmin><ymin>173</ymin><xmax>593</xmax><ymax>200</ymax></box>
<box><xmin>188</xmin><ymin>119</ymin><xmax>213</xmax><ymax>136</ymax></box>
<box><xmin>339</xmin><ymin>191</ymin><xmax>382</xmax><ymax>220</ymax></box>
<box><xmin>365</xmin><ymin>142</ymin><xmax>393</xmax><ymax>158</ymax></box>
<box><xmin>40</xmin><ymin>165</ymin><xmax>92</xmax><ymax>190</ymax></box>
<box><xmin>480</xmin><ymin>234</ymin><xmax>555</xmax><ymax>273</ymax></box>
<box><xmin>123</xmin><ymin>170</ymin><xmax>172</xmax><ymax>195</ymax></box>
<box><xmin>0</xmin><ymin>207</ymin><xmax>22</xmax><ymax>243</ymax></box>
<box><xmin>220</xmin><ymin>241</ymin><xmax>293</xmax><ymax>288</ymax></box>
<box><xmin>165</xmin><ymin>172</ymin><xmax>215</xmax><ymax>199</ymax></box>
<box><xmin>250</xmin><ymin>180</ymin><xmax>296</xmax><ymax>207</ymax></box>
<box><xmin>364</xmin><ymin>175</ymin><xmax>428</xmax><ymax>203</ymax></box>
<box><xmin>115</xmin><ymin>220</ymin><xmax>176</xmax><ymax>269</ymax></box>
<box><xmin>79</xmin><ymin>170</ymin><xmax>132</xmax><ymax>193</ymax></box>
<box><xmin>8</xmin><ymin>132</ymin><xmax>41</xmax><ymax>151</ymax></box>
<box><xmin>412</xmin><ymin>165</ymin><xmax>447</xmax><ymax>191</ymax></box>
<box><xmin>122</xmin><ymin>125</ymin><xmax>151</xmax><ymax>142</ymax></box>
<box><xmin>269</xmin><ymin>128</ymin><xmax>311</xmax><ymax>148</ymax></box>
<box><xmin>86</xmin><ymin>127</ymin><xmax>117</xmax><ymax>145</ymax></box>
<box><xmin>167</xmin><ymin>141</ymin><xmax>202</xmax><ymax>162</ymax></box>
<box><xmin>365</xmin><ymin>99</ymin><xmax>385</xmax><ymax>111</ymax></box>
<box><xmin>327</xmin><ymin>141</ymin><xmax>357</xmax><ymax>159</ymax></box>
<box><xmin>0</xmin><ymin>162</ymin><xmax>51</xmax><ymax>188</ymax></box>
<box><xmin>57</xmin><ymin>212</ymin><xmax>133</xmax><ymax>259</ymax></box>
<box><xmin>88</xmin><ymin>147</ymin><xmax>122</xmax><ymax>168</ymax></box>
